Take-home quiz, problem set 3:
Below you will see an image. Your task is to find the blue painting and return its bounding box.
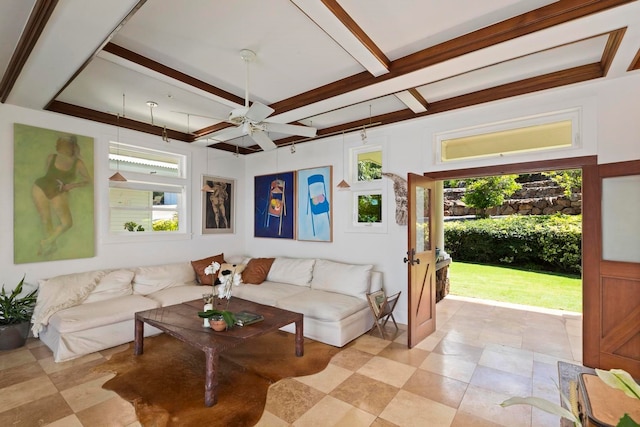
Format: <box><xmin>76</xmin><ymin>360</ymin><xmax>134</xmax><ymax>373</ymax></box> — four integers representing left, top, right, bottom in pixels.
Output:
<box><xmin>254</xmin><ymin>171</ymin><xmax>295</xmax><ymax>239</ymax></box>
<box><xmin>297</xmin><ymin>166</ymin><xmax>332</xmax><ymax>242</ymax></box>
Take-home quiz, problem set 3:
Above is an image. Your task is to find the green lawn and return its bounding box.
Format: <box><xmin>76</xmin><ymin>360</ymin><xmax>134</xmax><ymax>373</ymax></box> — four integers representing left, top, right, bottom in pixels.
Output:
<box><xmin>448</xmin><ymin>261</ymin><xmax>582</xmax><ymax>312</ymax></box>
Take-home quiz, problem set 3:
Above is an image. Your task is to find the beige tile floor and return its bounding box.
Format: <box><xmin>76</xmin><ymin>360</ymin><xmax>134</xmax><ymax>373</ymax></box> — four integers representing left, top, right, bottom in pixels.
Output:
<box><xmin>0</xmin><ymin>295</ymin><xmax>582</xmax><ymax>426</ymax></box>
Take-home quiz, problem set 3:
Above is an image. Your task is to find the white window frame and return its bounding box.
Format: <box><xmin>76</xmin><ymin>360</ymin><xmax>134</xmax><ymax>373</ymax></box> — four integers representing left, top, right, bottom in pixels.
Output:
<box><xmin>105</xmin><ymin>141</ymin><xmax>190</xmax><ymax>243</ymax></box>
<box><xmin>434</xmin><ymin>107</ymin><xmax>582</xmax><ymax>165</ymax></box>
<box><xmin>347</xmin><ymin>138</ymin><xmax>388</xmax><ymax>233</ymax></box>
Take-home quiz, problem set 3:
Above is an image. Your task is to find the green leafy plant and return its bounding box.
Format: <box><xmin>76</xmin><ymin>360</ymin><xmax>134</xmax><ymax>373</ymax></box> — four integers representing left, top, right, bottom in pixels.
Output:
<box><xmin>501</xmin><ymin>368</ymin><xmax>640</xmax><ymax>427</ymax></box>
<box><xmin>462</xmin><ymin>175</ymin><xmax>521</xmax><ymax>218</ymax></box>
<box><xmin>544</xmin><ymin>169</ymin><xmax>582</xmax><ymax>196</ymax></box>
<box><xmin>0</xmin><ymin>275</ymin><xmax>37</xmax><ymax>325</ymax></box>
<box><xmin>124</xmin><ymin>221</ymin><xmax>145</xmax><ymax>232</ymax></box>
<box><xmin>197</xmin><ymin>309</ymin><xmax>236</xmax><ymax>329</ymax></box>
<box><xmin>444</xmin><ymin>214</ymin><xmax>582</xmax><ymax>274</ymax></box>
<box><xmin>152</xmin><ymin>216</ymin><xmax>178</xmax><ymax>231</ymax></box>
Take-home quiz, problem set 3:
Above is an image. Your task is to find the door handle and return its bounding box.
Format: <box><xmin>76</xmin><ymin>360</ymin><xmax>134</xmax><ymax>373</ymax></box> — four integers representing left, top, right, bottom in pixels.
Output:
<box><xmin>403</xmin><ymin>249</ymin><xmax>420</xmax><ymax>265</ymax></box>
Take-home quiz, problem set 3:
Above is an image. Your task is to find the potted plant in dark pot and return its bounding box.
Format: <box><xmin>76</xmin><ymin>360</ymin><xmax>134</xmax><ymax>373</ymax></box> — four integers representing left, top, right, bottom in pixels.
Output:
<box><xmin>0</xmin><ymin>275</ymin><xmax>37</xmax><ymax>350</ymax></box>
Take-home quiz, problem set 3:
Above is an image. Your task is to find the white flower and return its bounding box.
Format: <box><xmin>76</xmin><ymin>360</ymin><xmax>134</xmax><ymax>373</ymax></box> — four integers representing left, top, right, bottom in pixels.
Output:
<box><xmin>232</xmin><ymin>273</ymin><xmax>242</xmax><ymax>286</ymax></box>
<box><xmin>204</xmin><ymin>261</ymin><xmax>220</xmax><ymax>276</ymax></box>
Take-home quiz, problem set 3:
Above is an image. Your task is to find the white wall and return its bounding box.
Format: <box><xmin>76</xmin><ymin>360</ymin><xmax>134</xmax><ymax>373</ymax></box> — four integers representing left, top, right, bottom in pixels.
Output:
<box><xmin>1</xmin><ymin>72</ymin><xmax>639</xmax><ymax>324</ymax></box>
<box><xmin>0</xmin><ymin>104</ymin><xmax>246</xmax><ymax>290</ymax></box>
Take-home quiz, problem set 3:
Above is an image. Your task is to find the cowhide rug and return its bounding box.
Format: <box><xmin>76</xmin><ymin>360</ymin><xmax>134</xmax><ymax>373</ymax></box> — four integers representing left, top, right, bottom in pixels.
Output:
<box><xmin>93</xmin><ymin>331</ymin><xmax>341</xmax><ymax>426</ymax></box>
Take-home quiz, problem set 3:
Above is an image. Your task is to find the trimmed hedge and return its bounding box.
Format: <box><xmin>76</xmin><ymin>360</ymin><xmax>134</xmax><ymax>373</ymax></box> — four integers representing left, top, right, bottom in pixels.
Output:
<box><xmin>444</xmin><ymin>215</ymin><xmax>581</xmax><ymax>274</ymax></box>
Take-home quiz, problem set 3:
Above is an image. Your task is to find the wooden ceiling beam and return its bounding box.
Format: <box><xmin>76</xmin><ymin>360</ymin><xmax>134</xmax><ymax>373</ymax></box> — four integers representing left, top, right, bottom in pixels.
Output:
<box><xmin>630</xmin><ymin>48</ymin><xmax>640</xmax><ymax>71</ymax></box>
<box><xmin>271</xmin><ymin>0</ymin><xmax>634</xmax><ymax>115</ymax></box>
<box><xmin>601</xmin><ymin>28</ymin><xmax>627</xmax><ymax>75</ymax></box>
<box><xmin>48</xmin><ymin>101</ymin><xmax>192</xmax><ymax>141</ymax></box>
<box><xmin>0</xmin><ymin>0</ymin><xmax>58</xmax><ymax>103</ymax></box>
<box><xmin>102</xmin><ymin>43</ymin><xmax>246</xmax><ymax>107</ymax></box>
<box><xmin>320</xmin><ymin>0</ymin><xmax>390</xmax><ymax>70</ymax></box>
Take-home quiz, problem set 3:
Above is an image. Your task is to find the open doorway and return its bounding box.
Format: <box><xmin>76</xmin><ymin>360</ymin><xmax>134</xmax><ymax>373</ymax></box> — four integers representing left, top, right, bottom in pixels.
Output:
<box><xmin>441</xmin><ymin>170</ymin><xmax>582</xmax><ymax>314</ymax></box>
<box><xmin>422</xmin><ymin>156</ymin><xmax>595</xmax><ymax>356</ymax></box>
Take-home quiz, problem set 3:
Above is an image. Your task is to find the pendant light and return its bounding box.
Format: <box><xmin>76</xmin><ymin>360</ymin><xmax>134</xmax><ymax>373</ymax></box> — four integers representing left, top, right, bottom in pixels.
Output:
<box><xmin>336</xmin><ymin>131</ymin><xmax>350</xmax><ymax>190</ymax></box>
<box><xmin>109</xmin><ymin>94</ymin><xmax>127</xmax><ymax>182</ymax></box>
<box><xmin>201</xmin><ymin>148</ymin><xmax>214</xmax><ymax>192</ymax></box>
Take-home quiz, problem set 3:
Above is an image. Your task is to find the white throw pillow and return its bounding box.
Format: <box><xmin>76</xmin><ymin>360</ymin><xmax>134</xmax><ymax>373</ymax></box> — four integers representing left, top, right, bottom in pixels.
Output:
<box><xmin>84</xmin><ymin>269</ymin><xmax>134</xmax><ymax>303</ymax></box>
<box><xmin>267</xmin><ymin>258</ymin><xmax>315</xmax><ymax>287</ymax></box>
<box><xmin>310</xmin><ymin>259</ymin><xmax>373</xmax><ymax>299</ymax></box>
<box><xmin>133</xmin><ymin>262</ymin><xmax>197</xmax><ymax>295</ymax></box>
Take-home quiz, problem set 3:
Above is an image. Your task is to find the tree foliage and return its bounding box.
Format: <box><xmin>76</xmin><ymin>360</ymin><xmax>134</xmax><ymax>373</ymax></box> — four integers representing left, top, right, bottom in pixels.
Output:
<box><xmin>357</xmin><ymin>160</ymin><xmax>381</xmax><ymax>181</ymax></box>
<box><xmin>462</xmin><ymin>175</ymin><xmax>521</xmax><ymax>218</ymax></box>
<box><xmin>543</xmin><ymin>169</ymin><xmax>582</xmax><ymax>196</ymax></box>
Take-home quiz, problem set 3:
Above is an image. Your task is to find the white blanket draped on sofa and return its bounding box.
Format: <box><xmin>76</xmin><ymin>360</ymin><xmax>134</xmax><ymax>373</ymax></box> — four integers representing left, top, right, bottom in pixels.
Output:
<box><xmin>31</xmin><ymin>270</ymin><xmax>106</xmax><ymax>337</ymax></box>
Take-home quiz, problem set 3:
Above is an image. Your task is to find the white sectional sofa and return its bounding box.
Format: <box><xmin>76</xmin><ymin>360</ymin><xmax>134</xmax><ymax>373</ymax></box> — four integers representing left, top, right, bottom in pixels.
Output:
<box><xmin>231</xmin><ymin>257</ymin><xmax>382</xmax><ymax>348</ymax></box>
<box><xmin>32</xmin><ymin>262</ymin><xmax>211</xmax><ymax>362</ymax></box>
<box><xmin>32</xmin><ymin>256</ymin><xmax>382</xmax><ymax>362</ymax></box>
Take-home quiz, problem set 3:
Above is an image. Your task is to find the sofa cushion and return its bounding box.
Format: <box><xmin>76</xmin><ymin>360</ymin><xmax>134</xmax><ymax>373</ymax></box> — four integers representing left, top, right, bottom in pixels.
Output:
<box><xmin>310</xmin><ymin>259</ymin><xmax>373</xmax><ymax>299</ymax></box>
<box><xmin>133</xmin><ymin>262</ymin><xmax>197</xmax><ymax>295</ymax></box>
<box><xmin>48</xmin><ymin>295</ymin><xmax>160</xmax><ymax>334</ymax></box>
<box><xmin>276</xmin><ymin>290</ymin><xmax>368</xmax><ymax>322</ymax></box>
<box><xmin>267</xmin><ymin>257</ymin><xmax>315</xmax><ymax>287</ymax></box>
<box><xmin>241</xmin><ymin>258</ymin><xmax>275</xmax><ymax>284</ymax></box>
<box><xmin>84</xmin><ymin>269</ymin><xmax>134</xmax><ymax>303</ymax></box>
<box><xmin>232</xmin><ymin>281</ymin><xmax>307</xmax><ymax>306</ymax></box>
<box><xmin>146</xmin><ymin>284</ymin><xmax>215</xmax><ymax>306</ymax></box>
<box><xmin>218</xmin><ymin>263</ymin><xmax>246</xmax><ymax>282</ymax></box>
<box><xmin>191</xmin><ymin>253</ymin><xmax>225</xmax><ymax>285</ymax></box>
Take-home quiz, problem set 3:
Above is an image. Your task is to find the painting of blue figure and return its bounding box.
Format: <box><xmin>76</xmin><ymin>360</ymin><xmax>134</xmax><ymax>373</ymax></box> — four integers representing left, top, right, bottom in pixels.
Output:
<box><xmin>297</xmin><ymin>166</ymin><xmax>332</xmax><ymax>242</ymax></box>
<box><xmin>254</xmin><ymin>171</ymin><xmax>295</xmax><ymax>239</ymax></box>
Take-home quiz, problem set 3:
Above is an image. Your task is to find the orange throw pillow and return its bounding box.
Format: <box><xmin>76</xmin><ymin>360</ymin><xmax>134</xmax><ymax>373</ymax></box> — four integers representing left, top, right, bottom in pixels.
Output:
<box><xmin>191</xmin><ymin>253</ymin><xmax>225</xmax><ymax>285</ymax></box>
<box><xmin>241</xmin><ymin>258</ymin><xmax>275</xmax><ymax>284</ymax></box>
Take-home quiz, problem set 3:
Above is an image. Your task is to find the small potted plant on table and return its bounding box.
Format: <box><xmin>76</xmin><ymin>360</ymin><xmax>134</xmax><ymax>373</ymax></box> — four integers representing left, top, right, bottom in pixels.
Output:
<box><xmin>0</xmin><ymin>276</ymin><xmax>37</xmax><ymax>350</ymax></box>
<box><xmin>198</xmin><ymin>309</ymin><xmax>236</xmax><ymax>331</ymax></box>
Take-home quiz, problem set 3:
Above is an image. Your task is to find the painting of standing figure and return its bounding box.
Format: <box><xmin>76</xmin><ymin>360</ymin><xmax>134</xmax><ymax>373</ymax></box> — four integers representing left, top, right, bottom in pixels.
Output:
<box><xmin>14</xmin><ymin>123</ymin><xmax>95</xmax><ymax>263</ymax></box>
<box><xmin>202</xmin><ymin>176</ymin><xmax>234</xmax><ymax>234</ymax></box>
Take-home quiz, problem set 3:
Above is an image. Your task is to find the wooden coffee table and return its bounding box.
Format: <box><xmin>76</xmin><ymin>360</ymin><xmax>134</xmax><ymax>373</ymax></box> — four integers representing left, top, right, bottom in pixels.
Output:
<box><xmin>134</xmin><ymin>297</ymin><xmax>303</xmax><ymax>407</ymax></box>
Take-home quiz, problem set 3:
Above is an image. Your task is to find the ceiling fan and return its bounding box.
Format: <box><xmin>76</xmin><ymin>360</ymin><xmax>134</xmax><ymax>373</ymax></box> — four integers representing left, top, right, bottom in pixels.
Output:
<box><xmin>204</xmin><ymin>49</ymin><xmax>317</xmax><ymax>151</ymax></box>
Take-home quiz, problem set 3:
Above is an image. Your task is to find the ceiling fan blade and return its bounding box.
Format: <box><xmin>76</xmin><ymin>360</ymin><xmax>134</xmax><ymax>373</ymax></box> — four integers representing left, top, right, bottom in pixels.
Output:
<box><xmin>250</xmin><ymin>129</ymin><xmax>277</xmax><ymax>151</ymax></box>
<box><xmin>209</xmin><ymin>125</ymin><xmax>245</xmax><ymax>140</ymax></box>
<box><xmin>264</xmin><ymin>122</ymin><xmax>317</xmax><ymax>138</ymax></box>
<box><xmin>245</xmin><ymin>101</ymin><xmax>274</xmax><ymax>123</ymax></box>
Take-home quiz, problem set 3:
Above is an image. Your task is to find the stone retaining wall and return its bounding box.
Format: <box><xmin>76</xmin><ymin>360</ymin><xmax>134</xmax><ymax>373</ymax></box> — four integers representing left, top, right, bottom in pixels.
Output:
<box><xmin>444</xmin><ymin>180</ymin><xmax>582</xmax><ymax>216</ymax></box>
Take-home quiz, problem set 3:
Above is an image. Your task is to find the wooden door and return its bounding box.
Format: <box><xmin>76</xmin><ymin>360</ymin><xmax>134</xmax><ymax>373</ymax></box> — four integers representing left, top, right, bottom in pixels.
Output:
<box><xmin>406</xmin><ymin>173</ymin><xmax>436</xmax><ymax>348</ymax></box>
<box><xmin>583</xmin><ymin>160</ymin><xmax>640</xmax><ymax>377</ymax></box>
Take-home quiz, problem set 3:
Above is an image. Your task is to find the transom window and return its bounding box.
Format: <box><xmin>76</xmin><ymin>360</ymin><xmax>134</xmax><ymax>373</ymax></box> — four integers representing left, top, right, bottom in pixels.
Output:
<box><xmin>436</xmin><ymin>108</ymin><xmax>580</xmax><ymax>163</ymax></box>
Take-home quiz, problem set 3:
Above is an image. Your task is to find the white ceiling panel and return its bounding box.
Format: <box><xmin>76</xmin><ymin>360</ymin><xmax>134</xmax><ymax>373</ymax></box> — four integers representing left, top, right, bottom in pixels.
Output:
<box><xmin>0</xmin><ymin>0</ymin><xmax>36</xmax><ymax>77</ymax></box>
<box><xmin>112</xmin><ymin>0</ymin><xmax>365</xmax><ymax>104</ymax></box>
<box><xmin>421</xmin><ymin>35</ymin><xmax>610</xmax><ymax>102</ymax></box>
<box><xmin>339</xmin><ymin>0</ymin><xmax>557</xmax><ymax>60</ymax></box>
<box><xmin>2</xmin><ymin>0</ymin><xmax>639</xmax><ymax>153</ymax></box>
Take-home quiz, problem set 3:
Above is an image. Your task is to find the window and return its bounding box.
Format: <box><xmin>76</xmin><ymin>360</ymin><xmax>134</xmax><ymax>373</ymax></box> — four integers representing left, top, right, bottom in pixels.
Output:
<box><xmin>348</xmin><ymin>142</ymin><xmax>387</xmax><ymax>232</ymax></box>
<box><xmin>436</xmin><ymin>108</ymin><xmax>580</xmax><ymax>163</ymax></box>
<box><xmin>356</xmin><ymin>149</ymin><xmax>382</xmax><ymax>182</ymax></box>
<box><xmin>108</xmin><ymin>142</ymin><xmax>188</xmax><ymax>237</ymax></box>
<box><xmin>355</xmin><ymin>191</ymin><xmax>382</xmax><ymax>223</ymax></box>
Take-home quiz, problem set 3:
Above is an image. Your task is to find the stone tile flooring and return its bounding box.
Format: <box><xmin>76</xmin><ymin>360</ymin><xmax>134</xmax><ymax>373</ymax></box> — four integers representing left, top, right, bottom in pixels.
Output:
<box><xmin>0</xmin><ymin>295</ymin><xmax>582</xmax><ymax>426</ymax></box>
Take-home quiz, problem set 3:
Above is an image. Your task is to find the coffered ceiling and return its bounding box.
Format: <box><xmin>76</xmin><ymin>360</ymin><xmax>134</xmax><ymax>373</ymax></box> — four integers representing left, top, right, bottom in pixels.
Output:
<box><xmin>2</xmin><ymin>0</ymin><xmax>639</xmax><ymax>154</ymax></box>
